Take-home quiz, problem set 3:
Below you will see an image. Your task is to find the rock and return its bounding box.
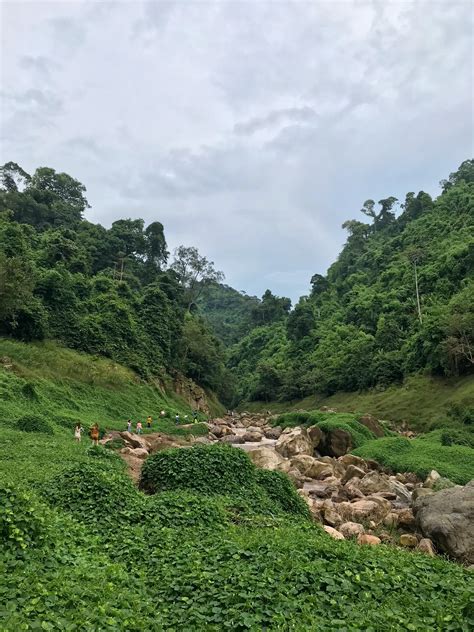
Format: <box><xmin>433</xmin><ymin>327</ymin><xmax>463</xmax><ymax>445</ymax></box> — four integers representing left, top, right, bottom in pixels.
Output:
<box><xmin>275</xmin><ymin>427</ymin><xmax>314</xmax><ymax>458</ymax></box>
<box><xmin>358</xmin><ymin>471</ymin><xmax>391</xmax><ymax>495</ymax></box>
<box><xmin>319</xmin><ymin>428</ymin><xmax>353</xmax><ymax>457</ymax></box>
<box><xmin>399</xmin><ymin>534</ymin><xmax>418</xmax><ymax>548</ymax></box>
<box><xmin>389</xmin><ymin>480</ymin><xmax>412</xmax><ymax>504</ymax></box>
<box><xmin>264</xmin><ymin>426</ymin><xmax>282</xmax><ymax>440</ymax></box>
<box><xmin>323</xmin><ymin>525</ymin><xmax>345</xmax><ymax>540</ymax></box>
<box><xmin>365</xmin><ymin>459</ymin><xmax>384</xmax><ymax>472</ymax></box>
<box><xmin>412</xmin><ymin>487</ymin><xmax>434</xmax><ymax>503</ymax></box>
<box><xmin>287</xmin><ymin>468</ymin><xmax>305</xmax><ymax>488</ymax></box>
<box><xmin>343</xmin><ymin>481</ymin><xmax>365</xmax><ymax>500</ymax></box>
<box><xmin>339</xmin><ymin>522</ymin><xmax>365</xmax><ymax>539</ymax></box>
<box><xmin>306</xmin><ymin>425</ymin><xmax>323</xmax><ymax>448</ymax></box>
<box><xmin>119</xmin><ymin>431</ymin><xmax>149</xmax><ymax>451</ymax></box>
<box><xmin>423</xmin><ymin>470</ymin><xmax>441</xmax><ymax>488</ymax></box>
<box><xmin>357</xmin><ymin>534</ymin><xmax>381</xmax><ymax>546</ymax></box>
<box><xmin>383</xmin><ymin>512</ymin><xmax>399</xmax><ymax>528</ymax></box>
<box><xmin>340</xmin><ymin>499</ymin><xmax>390</xmax><ymax>524</ymax></box>
<box><xmin>339</xmin><ymin>454</ymin><xmax>367</xmax><ymax>470</ymax></box>
<box><xmin>358</xmin><ymin>414</ymin><xmax>385</xmax><ymax>438</ymax></box>
<box><xmin>303</xmin><ymin>481</ymin><xmax>337</xmax><ymax>499</ymax></box>
<box><xmin>396</xmin><ymin>508</ymin><xmax>416</xmax><ymax>530</ymax></box>
<box><xmin>242</xmin><ymin>431</ymin><xmax>263</xmax><ymax>442</ymax></box>
<box><xmin>220</xmin><ymin>435</ymin><xmax>244</xmax><ymax>444</ymax></box>
<box><xmin>366</xmin><ymin>495</ymin><xmax>392</xmax><ymax>516</ymax></box>
<box><xmin>418</xmin><ymin>538</ymin><xmax>436</xmax><ymax>557</ymax></box>
<box><xmin>341</xmin><ymin>465</ymin><xmax>366</xmax><ymax>485</ymax></box>
<box><xmin>322</xmin><ymin>500</ymin><xmax>342</xmax><ymax>527</ymax></box>
<box><xmin>413</xmin><ymin>481</ymin><xmax>474</xmax><ymax>563</ymax></box>
<box><xmin>291</xmin><ymin>455</ymin><xmax>336</xmax><ymax>480</ymax></box>
<box><xmin>247</xmin><ymin>447</ymin><xmax>286</xmax><ymax>471</ymax></box>
<box><xmin>128</xmin><ymin>447</ymin><xmax>148</xmax><ymax>459</ymax></box>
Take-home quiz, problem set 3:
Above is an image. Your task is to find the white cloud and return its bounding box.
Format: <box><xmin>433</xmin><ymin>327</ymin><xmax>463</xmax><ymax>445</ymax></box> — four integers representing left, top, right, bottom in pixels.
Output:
<box><xmin>0</xmin><ymin>0</ymin><xmax>472</xmax><ymax>301</ymax></box>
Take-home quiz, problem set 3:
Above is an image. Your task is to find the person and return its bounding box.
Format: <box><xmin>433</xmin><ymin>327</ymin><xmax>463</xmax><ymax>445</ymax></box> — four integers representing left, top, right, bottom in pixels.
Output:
<box><xmin>192</xmin><ymin>410</ymin><xmax>198</xmax><ymax>423</ymax></box>
<box><xmin>175</xmin><ymin>413</ymin><xmax>180</xmax><ymax>425</ymax></box>
<box><xmin>74</xmin><ymin>423</ymin><xmax>83</xmax><ymax>442</ymax></box>
<box><xmin>90</xmin><ymin>423</ymin><xmax>99</xmax><ymax>446</ymax></box>
<box><xmin>160</xmin><ymin>410</ymin><xmax>166</xmax><ymax>418</ymax></box>
<box><xmin>146</xmin><ymin>415</ymin><xmax>152</xmax><ymax>429</ymax></box>
<box><xmin>127</xmin><ymin>419</ymin><xmax>132</xmax><ymax>432</ymax></box>
<box><xmin>136</xmin><ymin>421</ymin><xmax>143</xmax><ymax>434</ymax></box>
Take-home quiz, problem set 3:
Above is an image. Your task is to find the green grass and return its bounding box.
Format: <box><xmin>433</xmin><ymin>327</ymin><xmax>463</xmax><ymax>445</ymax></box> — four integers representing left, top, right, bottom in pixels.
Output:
<box><xmin>353</xmin><ymin>436</ymin><xmax>474</xmax><ymax>484</ymax></box>
<box><xmin>242</xmin><ymin>373</ymin><xmax>474</xmax><ymax>432</ymax></box>
<box><xmin>0</xmin><ymin>337</ymin><xmax>210</xmax><ymax>436</ymax></box>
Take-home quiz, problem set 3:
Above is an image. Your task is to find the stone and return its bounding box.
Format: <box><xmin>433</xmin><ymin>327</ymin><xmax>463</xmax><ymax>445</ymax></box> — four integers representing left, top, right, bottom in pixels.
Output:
<box><xmin>306</xmin><ymin>425</ymin><xmax>323</xmax><ymax>448</ymax></box>
<box><xmin>399</xmin><ymin>534</ymin><xmax>418</xmax><ymax>548</ymax></box>
<box><xmin>412</xmin><ymin>487</ymin><xmax>434</xmax><ymax>503</ymax></box>
<box><xmin>247</xmin><ymin>447</ymin><xmax>286</xmax><ymax>471</ymax></box>
<box><xmin>344</xmin><ymin>482</ymin><xmax>365</xmax><ymax>500</ymax></box>
<box><xmin>242</xmin><ymin>431</ymin><xmax>263</xmax><ymax>443</ymax></box>
<box><xmin>389</xmin><ymin>480</ymin><xmax>412</xmax><ymax>504</ymax></box>
<box><xmin>396</xmin><ymin>508</ymin><xmax>416</xmax><ymax>530</ymax></box>
<box><xmin>418</xmin><ymin>538</ymin><xmax>436</xmax><ymax>557</ymax></box>
<box><xmin>358</xmin><ymin>471</ymin><xmax>391</xmax><ymax>495</ymax></box>
<box><xmin>291</xmin><ymin>455</ymin><xmax>336</xmax><ymax>480</ymax></box>
<box><xmin>323</xmin><ymin>525</ymin><xmax>345</xmax><ymax>540</ymax></box>
<box><xmin>339</xmin><ymin>454</ymin><xmax>367</xmax><ymax>470</ymax></box>
<box><xmin>339</xmin><ymin>521</ymin><xmax>365</xmax><ymax>539</ymax></box>
<box><xmin>119</xmin><ymin>431</ymin><xmax>149</xmax><ymax>451</ymax></box>
<box><xmin>366</xmin><ymin>495</ymin><xmax>392</xmax><ymax>517</ymax></box>
<box><xmin>423</xmin><ymin>470</ymin><xmax>441</xmax><ymax>488</ymax></box>
<box><xmin>128</xmin><ymin>447</ymin><xmax>148</xmax><ymax>459</ymax></box>
<box><xmin>358</xmin><ymin>414</ymin><xmax>385</xmax><ymax>438</ymax></box>
<box><xmin>264</xmin><ymin>426</ymin><xmax>282</xmax><ymax>440</ymax></box>
<box><xmin>357</xmin><ymin>534</ymin><xmax>381</xmax><ymax>546</ymax></box>
<box><xmin>413</xmin><ymin>481</ymin><xmax>474</xmax><ymax>564</ymax></box>
<box><xmin>303</xmin><ymin>481</ymin><xmax>336</xmax><ymax>499</ymax></box>
<box><xmin>339</xmin><ymin>499</ymin><xmax>390</xmax><ymax>524</ymax></box>
<box><xmin>275</xmin><ymin>427</ymin><xmax>314</xmax><ymax>458</ymax></box>
<box><xmin>220</xmin><ymin>435</ymin><xmax>244</xmax><ymax>444</ymax></box>
<box><xmin>383</xmin><ymin>512</ymin><xmax>399</xmax><ymax>528</ymax></box>
<box><xmin>322</xmin><ymin>500</ymin><xmax>342</xmax><ymax>527</ymax></box>
<box><xmin>319</xmin><ymin>428</ymin><xmax>353</xmax><ymax>457</ymax></box>
<box><xmin>341</xmin><ymin>465</ymin><xmax>366</xmax><ymax>485</ymax></box>
<box><xmin>287</xmin><ymin>468</ymin><xmax>305</xmax><ymax>489</ymax></box>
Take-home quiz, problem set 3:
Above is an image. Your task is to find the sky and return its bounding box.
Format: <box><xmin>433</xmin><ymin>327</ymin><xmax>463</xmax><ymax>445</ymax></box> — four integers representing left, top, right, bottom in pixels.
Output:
<box><xmin>1</xmin><ymin>0</ymin><xmax>472</xmax><ymax>302</ymax></box>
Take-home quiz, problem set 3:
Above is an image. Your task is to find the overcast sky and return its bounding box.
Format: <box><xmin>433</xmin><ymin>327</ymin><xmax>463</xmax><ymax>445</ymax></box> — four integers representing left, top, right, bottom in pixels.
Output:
<box><xmin>1</xmin><ymin>1</ymin><xmax>472</xmax><ymax>302</ymax></box>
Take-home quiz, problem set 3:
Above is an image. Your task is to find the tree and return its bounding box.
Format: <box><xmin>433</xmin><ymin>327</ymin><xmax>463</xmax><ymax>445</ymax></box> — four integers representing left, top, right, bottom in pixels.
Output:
<box><xmin>251</xmin><ymin>290</ymin><xmax>291</xmax><ymax>326</ymax></box>
<box><xmin>0</xmin><ymin>162</ymin><xmax>31</xmax><ymax>192</ymax></box>
<box><xmin>30</xmin><ymin>167</ymin><xmax>89</xmax><ymax>216</ymax></box>
<box><xmin>170</xmin><ymin>246</ymin><xmax>224</xmax><ymax>310</ymax></box>
<box><xmin>145</xmin><ymin>221</ymin><xmax>168</xmax><ymax>268</ymax></box>
<box><xmin>441</xmin><ymin>159</ymin><xmax>474</xmax><ymax>192</ymax></box>
<box><xmin>407</xmin><ymin>249</ymin><xmax>424</xmax><ymax>324</ymax></box>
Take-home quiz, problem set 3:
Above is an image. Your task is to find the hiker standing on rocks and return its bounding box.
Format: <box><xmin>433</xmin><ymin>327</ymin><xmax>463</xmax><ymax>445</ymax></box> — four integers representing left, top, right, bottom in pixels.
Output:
<box><xmin>127</xmin><ymin>419</ymin><xmax>132</xmax><ymax>432</ymax></box>
<box><xmin>90</xmin><ymin>423</ymin><xmax>99</xmax><ymax>446</ymax></box>
<box><xmin>146</xmin><ymin>415</ymin><xmax>152</xmax><ymax>429</ymax></box>
<box><xmin>175</xmin><ymin>413</ymin><xmax>180</xmax><ymax>425</ymax></box>
<box><xmin>136</xmin><ymin>421</ymin><xmax>143</xmax><ymax>434</ymax></box>
<box><xmin>193</xmin><ymin>410</ymin><xmax>198</xmax><ymax>423</ymax></box>
<box><xmin>74</xmin><ymin>423</ymin><xmax>83</xmax><ymax>442</ymax></box>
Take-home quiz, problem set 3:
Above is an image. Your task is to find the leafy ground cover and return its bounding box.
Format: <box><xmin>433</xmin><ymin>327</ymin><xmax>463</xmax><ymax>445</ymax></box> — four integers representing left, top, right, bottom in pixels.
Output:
<box><xmin>354</xmin><ymin>436</ymin><xmax>474</xmax><ymax>485</ymax></box>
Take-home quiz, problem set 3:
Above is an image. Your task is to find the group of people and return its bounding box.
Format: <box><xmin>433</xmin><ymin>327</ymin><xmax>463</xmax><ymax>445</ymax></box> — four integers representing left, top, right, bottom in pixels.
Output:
<box><xmin>74</xmin><ymin>410</ymin><xmax>201</xmax><ymax>444</ymax></box>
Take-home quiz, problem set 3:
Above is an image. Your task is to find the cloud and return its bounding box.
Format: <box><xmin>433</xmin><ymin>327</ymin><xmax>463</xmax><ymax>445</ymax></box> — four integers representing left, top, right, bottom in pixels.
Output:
<box><xmin>0</xmin><ymin>0</ymin><xmax>471</xmax><ymax>301</ymax></box>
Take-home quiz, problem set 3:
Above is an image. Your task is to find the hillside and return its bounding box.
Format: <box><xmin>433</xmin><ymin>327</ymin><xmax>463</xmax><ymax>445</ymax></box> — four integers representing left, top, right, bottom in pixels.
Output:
<box><xmin>227</xmin><ymin>161</ymin><xmax>474</xmax><ymax>409</ymax></box>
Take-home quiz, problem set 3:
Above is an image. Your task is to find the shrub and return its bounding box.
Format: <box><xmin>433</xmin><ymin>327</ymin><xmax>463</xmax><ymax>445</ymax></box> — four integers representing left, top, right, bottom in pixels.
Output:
<box><xmin>140</xmin><ymin>444</ymin><xmax>255</xmax><ymax>495</ymax></box>
<box><xmin>0</xmin><ymin>485</ymin><xmax>47</xmax><ymax>551</ymax></box>
<box><xmin>447</xmin><ymin>402</ymin><xmax>474</xmax><ymax>426</ymax></box>
<box><xmin>255</xmin><ymin>469</ymin><xmax>310</xmax><ymax>519</ymax></box>
<box><xmin>144</xmin><ymin>491</ymin><xmax>229</xmax><ymax>529</ymax></box>
<box><xmin>441</xmin><ymin>428</ymin><xmax>474</xmax><ymax>448</ymax></box>
<box><xmin>41</xmin><ymin>463</ymin><xmax>143</xmax><ymax>528</ymax></box>
<box><xmin>274</xmin><ymin>411</ymin><xmax>314</xmax><ymax>428</ymax></box>
<box><xmin>316</xmin><ymin>416</ymin><xmax>375</xmax><ymax>448</ymax></box>
<box><xmin>16</xmin><ymin>413</ymin><xmax>53</xmax><ymax>435</ymax></box>
<box><xmin>104</xmin><ymin>438</ymin><xmax>126</xmax><ymax>450</ymax></box>
<box><xmin>86</xmin><ymin>444</ymin><xmax>122</xmax><ymax>462</ymax></box>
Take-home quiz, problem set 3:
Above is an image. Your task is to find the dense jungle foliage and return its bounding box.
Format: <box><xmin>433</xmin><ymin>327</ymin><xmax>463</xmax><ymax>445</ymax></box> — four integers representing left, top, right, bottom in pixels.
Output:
<box><xmin>223</xmin><ymin>160</ymin><xmax>474</xmax><ymax>404</ymax></box>
<box><xmin>0</xmin><ymin>161</ymin><xmax>235</xmax><ymax>401</ymax></box>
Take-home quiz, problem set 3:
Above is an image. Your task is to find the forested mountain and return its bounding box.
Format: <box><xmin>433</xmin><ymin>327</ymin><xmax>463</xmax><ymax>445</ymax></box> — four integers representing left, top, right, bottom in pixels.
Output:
<box><xmin>0</xmin><ymin>162</ymin><xmax>231</xmax><ymax>399</ymax></box>
<box><xmin>227</xmin><ymin>160</ymin><xmax>474</xmax><ymax>403</ymax></box>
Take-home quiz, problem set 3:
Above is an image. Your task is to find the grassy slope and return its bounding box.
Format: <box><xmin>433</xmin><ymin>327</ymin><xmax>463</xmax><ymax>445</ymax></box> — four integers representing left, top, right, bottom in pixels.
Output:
<box><xmin>0</xmin><ymin>337</ymin><xmax>213</xmax><ymax>433</ymax></box>
<box><xmin>241</xmin><ymin>373</ymin><xmax>474</xmax><ymax>431</ymax></box>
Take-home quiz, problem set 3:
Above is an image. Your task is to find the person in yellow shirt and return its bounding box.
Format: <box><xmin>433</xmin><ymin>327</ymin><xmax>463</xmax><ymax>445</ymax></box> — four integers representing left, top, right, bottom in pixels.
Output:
<box><xmin>146</xmin><ymin>416</ymin><xmax>152</xmax><ymax>429</ymax></box>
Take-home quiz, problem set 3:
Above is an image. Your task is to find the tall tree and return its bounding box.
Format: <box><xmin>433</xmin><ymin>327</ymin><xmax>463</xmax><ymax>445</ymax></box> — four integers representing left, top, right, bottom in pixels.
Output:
<box><xmin>170</xmin><ymin>246</ymin><xmax>224</xmax><ymax>310</ymax></box>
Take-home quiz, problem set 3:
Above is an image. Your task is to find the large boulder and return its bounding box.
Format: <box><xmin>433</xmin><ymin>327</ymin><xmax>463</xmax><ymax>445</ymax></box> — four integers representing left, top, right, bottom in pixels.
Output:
<box><xmin>413</xmin><ymin>481</ymin><xmax>474</xmax><ymax>563</ymax></box>
<box><xmin>319</xmin><ymin>428</ymin><xmax>353</xmax><ymax>457</ymax></box>
<box><xmin>339</xmin><ymin>454</ymin><xmax>367</xmax><ymax>470</ymax></box>
<box><xmin>358</xmin><ymin>471</ymin><xmax>391</xmax><ymax>495</ymax></box>
<box><xmin>275</xmin><ymin>427</ymin><xmax>313</xmax><ymax>458</ymax></box>
<box><xmin>341</xmin><ymin>464</ymin><xmax>366</xmax><ymax>485</ymax></box>
<box><xmin>119</xmin><ymin>431</ymin><xmax>149</xmax><ymax>451</ymax></box>
<box><xmin>306</xmin><ymin>425</ymin><xmax>323</xmax><ymax>448</ymax></box>
<box><xmin>339</xmin><ymin>498</ymin><xmax>391</xmax><ymax>524</ymax></box>
<box><xmin>242</xmin><ymin>431</ymin><xmax>263</xmax><ymax>443</ymax></box>
<box><xmin>264</xmin><ymin>426</ymin><xmax>282</xmax><ymax>440</ymax></box>
<box><xmin>247</xmin><ymin>447</ymin><xmax>286</xmax><ymax>471</ymax></box>
<box><xmin>290</xmin><ymin>455</ymin><xmax>334</xmax><ymax>480</ymax></box>
<box><xmin>323</xmin><ymin>525</ymin><xmax>345</xmax><ymax>540</ymax></box>
<box><xmin>339</xmin><ymin>521</ymin><xmax>365</xmax><ymax>539</ymax></box>
<box><xmin>357</xmin><ymin>414</ymin><xmax>385</xmax><ymax>438</ymax></box>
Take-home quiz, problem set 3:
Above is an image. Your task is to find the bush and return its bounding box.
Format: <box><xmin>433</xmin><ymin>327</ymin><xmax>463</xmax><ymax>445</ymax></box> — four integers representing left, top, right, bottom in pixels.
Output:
<box><xmin>447</xmin><ymin>402</ymin><xmax>474</xmax><ymax>426</ymax></box>
<box><xmin>41</xmin><ymin>463</ymin><xmax>143</xmax><ymax>528</ymax></box>
<box><xmin>255</xmin><ymin>469</ymin><xmax>310</xmax><ymax>519</ymax></box>
<box><xmin>86</xmin><ymin>444</ymin><xmax>122</xmax><ymax>462</ymax></box>
<box><xmin>316</xmin><ymin>416</ymin><xmax>375</xmax><ymax>448</ymax></box>
<box><xmin>441</xmin><ymin>428</ymin><xmax>474</xmax><ymax>448</ymax></box>
<box><xmin>16</xmin><ymin>413</ymin><xmax>53</xmax><ymax>435</ymax></box>
<box><xmin>274</xmin><ymin>411</ymin><xmax>314</xmax><ymax>428</ymax></box>
<box><xmin>0</xmin><ymin>485</ymin><xmax>47</xmax><ymax>551</ymax></box>
<box><xmin>140</xmin><ymin>444</ymin><xmax>255</xmax><ymax>495</ymax></box>
<box><xmin>144</xmin><ymin>491</ymin><xmax>229</xmax><ymax>529</ymax></box>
